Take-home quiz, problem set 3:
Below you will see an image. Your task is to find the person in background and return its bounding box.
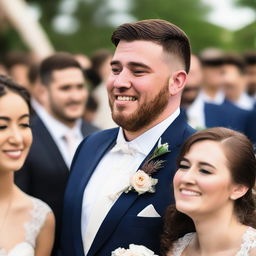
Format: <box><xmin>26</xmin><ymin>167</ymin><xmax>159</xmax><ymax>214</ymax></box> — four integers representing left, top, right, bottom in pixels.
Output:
<box><xmin>221</xmin><ymin>53</ymin><xmax>254</xmax><ymax>111</ymax></box>
<box><xmin>60</xmin><ymin>19</ymin><xmax>194</xmax><ymax>256</ymax></box>
<box><xmin>0</xmin><ymin>75</ymin><xmax>55</xmax><ymax>256</ymax></box>
<box><xmin>244</xmin><ymin>51</ymin><xmax>256</xmax><ymax>101</ymax></box>
<box><xmin>181</xmin><ymin>55</ymin><xmax>202</xmax><ymax>109</ymax></box>
<box><xmin>15</xmin><ymin>52</ymin><xmax>99</xmax><ymax>256</ymax></box>
<box><xmin>26</xmin><ymin>64</ymin><xmax>46</xmax><ymax>114</ymax></box>
<box><xmin>4</xmin><ymin>51</ymin><xmax>31</xmax><ymax>89</ymax></box>
<box><xmin>162</xmin><ymin>127</ymin><xmax>256</xmax><ymax>256</ymax></box>
<box><xmin>83</xmin><ymin>93</ymin><xmax>99</xmax><ymax>124</ymax></box>
<box><xmin>87</xmin><ymin>49</ymin><xmax>117</xmax><ymax>129</ymax></box>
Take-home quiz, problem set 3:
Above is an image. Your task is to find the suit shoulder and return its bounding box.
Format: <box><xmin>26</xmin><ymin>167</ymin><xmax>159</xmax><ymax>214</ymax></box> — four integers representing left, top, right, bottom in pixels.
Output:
<box><xmin>81</xmin><ymin>120</ymin><xmax>100</xmax><ymax>136</ymax></box>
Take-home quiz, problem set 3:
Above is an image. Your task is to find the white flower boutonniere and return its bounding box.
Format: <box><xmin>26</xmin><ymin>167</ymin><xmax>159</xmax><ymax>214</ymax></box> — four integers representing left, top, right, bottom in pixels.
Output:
<box><xmin>112</xmin><ymin>244</ymin><xmax>158</xmax><ymax>256</ymax></box>
<box><xmin>125</xmin><ymin>139</ymin><xmax>170</xmax><ymax>196</ymax></box>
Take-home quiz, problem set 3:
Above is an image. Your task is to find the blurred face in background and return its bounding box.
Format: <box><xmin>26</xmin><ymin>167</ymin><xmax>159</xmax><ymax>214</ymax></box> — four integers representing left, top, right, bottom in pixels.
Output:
<box><xmin>202</xmin><ymin>66</ymin><xmax>223</xmax><ymax>91</ymax></box>
<box><xmin>221</xmin><ymin>64</ymin><xmax>246</xmax><ymax>102</ymax></box>
<box><xmin>0</xmin><ymin>91</ymin><xmax>32</xmax><ymax>173</ymax></box>
<box><xmin>181</xmin><ymin>55</ymin><xmax>202</xmax><ymax>108</ymax></box>
<box><xmin>245</xmin><ymin>64</ymin><xmax>256</xmax><ymax>96</ymax></box>
<box><xmin>10</xmin><ymin>64</ymin><xmax>30</xmax><ymax>90</ymax></box>
<box><xmin>44</xmin><ymin>67</ymin><xmax>88</xmax><ymax>127</ymax></box>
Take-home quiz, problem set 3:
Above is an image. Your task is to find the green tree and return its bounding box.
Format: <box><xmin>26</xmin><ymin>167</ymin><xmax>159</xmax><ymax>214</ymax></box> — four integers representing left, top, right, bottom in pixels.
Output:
<box><xmin>131</xmin><ymin>0</ymin><xmax>233</xmax><ymax>53</ymax></box>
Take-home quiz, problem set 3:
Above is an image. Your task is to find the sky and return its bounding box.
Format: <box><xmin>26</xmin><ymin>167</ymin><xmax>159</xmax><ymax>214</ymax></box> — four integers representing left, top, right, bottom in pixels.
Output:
<box><xmin>203</xmin><ymin>0</ymin><xmax>255</xmax><ymax>30</ymax></box>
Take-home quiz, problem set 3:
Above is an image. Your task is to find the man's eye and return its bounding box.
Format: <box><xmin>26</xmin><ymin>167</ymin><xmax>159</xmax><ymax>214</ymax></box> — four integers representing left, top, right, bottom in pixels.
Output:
<box><xmin>0</xmin><ymin>125</ymin><xmax>7</xmax><ymax>130</ymax></box>
<box><xmin>112</xmin><ymin>68</ymin><xmax>120</xmax><ymax>74</ymax></box>
<box><xmin>133</xmin><ymin>70</ymin><xmax>145</xmax><ymax>75</ymax></box>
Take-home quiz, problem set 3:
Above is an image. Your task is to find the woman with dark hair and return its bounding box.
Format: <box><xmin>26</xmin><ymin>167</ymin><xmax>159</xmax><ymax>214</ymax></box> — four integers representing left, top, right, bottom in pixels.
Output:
<box><xmin>162</xmin><ymin>127</ymin><xmax>256</xmax><ymax>256</ymax></box>
<box><xmin>0</xmin><ymin>75</ymin><xmax>54</xmax><ymax>256</ymax></box>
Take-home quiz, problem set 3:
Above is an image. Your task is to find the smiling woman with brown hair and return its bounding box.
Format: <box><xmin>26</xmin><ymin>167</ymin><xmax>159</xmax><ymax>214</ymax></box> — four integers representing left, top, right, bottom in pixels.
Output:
<box><xmin>0</xmin><ymin>75</ymin><xmax>55</xmax><ymax>256</ymax></box>
<box><xmin>162</xmin><ymin>127</ymin><xmax>256</xmax><ymax>256</ymax></box>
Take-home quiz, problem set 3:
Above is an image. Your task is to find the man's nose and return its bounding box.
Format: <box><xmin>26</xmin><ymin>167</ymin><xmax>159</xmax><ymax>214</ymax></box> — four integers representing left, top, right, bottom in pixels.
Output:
<box><xmin>113</xmin><ymin>70</ymin><xmax>131</xmax><ymax>89</ymax></box>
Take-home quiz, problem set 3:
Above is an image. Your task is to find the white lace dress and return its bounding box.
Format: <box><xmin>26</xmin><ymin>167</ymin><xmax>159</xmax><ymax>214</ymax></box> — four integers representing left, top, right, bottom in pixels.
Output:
<box><xmin>0</xmin><ymin>197</ymin><xmax>51</xmax><ymax>256</ymax></box>
<box><xmin>171</xmin><ymin>227</ymin><xmax>256</xmax><ymax>256</ymax></box>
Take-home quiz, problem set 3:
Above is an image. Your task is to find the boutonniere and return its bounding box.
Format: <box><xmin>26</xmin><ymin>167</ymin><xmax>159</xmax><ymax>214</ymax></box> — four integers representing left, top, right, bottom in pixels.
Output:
<box><xmin>112</xmin><ymin>244</ymin><xmax>158</xmax><ymax>256</ymax></box>
<box><xmin>124</xmin><ymin>139</ymin><xmax>170</xmax><ymax>195</ymax></box>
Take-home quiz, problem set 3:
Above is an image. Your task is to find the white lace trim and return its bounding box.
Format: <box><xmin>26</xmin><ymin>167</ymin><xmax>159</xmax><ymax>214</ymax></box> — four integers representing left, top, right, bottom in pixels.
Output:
<box><xmin>171</xmin><ymin>232</ymin><xmax>194</xmax><ymax>256</ymax></box>
<box><xmin>0</xmin><ymin>197</ymin><xmax>51</xmax><ymax>255</ymax></box>
<box><xmin>24</xmin><ymin>197</ymin><xmax>51</xmax><ymax>248</ymax></box>
<box><xmin>171</xmin><ymin>227</ymin><xmax>256</xmax><ymax>256</ymax></box>
<box><xmin>236</xmin><ymin>227</ymin><xmax>256</xmax><ymax>256</ymax></box>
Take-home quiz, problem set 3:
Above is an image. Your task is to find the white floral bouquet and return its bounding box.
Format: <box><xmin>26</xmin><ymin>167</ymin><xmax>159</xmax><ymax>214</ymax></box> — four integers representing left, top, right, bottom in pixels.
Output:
<box><xmin>111</xmin><ymin>244</ymin><xmax>158</xmax><ymax>256</ymax></box>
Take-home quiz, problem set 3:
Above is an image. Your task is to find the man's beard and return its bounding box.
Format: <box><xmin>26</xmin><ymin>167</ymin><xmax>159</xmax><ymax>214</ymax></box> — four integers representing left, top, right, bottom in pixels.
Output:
<box><xmin>49</xmin><ymin>99</ymin><xmax>82</xmax><ymax>124</ymax></box>
<box><xmin>109</xmin><ymin>84</ymin><xmax>169</xmax><ymax>132</ymax></box>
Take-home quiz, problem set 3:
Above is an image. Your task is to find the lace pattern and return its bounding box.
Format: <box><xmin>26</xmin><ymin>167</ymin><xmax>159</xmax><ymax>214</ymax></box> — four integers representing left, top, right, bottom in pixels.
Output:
<box><xmin>171</xmin><ymin>232</ymin><xmax>195</xmax><ymax>256</ymax></box>
<box><xmin>24</xmin><ymin>197</ymin><xmax>51</xmax><ymax>248</ymax></box>
<box><xmin>236</xmin><ymin>227</ymin><xmax>256</xmax><ymax>256</ymax></box>
<box><xmin>171</xmin><ymin>227</ymin><xmax>256</xmax><ymax>256</ymax></box>
<box><xmin>0</xmin><ymin>197</ymin><xmax>51</xmax><ymax>256</ymax></box>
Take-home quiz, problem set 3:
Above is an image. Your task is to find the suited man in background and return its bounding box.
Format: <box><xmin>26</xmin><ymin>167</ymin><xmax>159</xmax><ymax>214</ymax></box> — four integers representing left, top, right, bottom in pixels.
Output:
<box><xmin>15</xmin><ymin>52</ymin><xmax>99</xmax><ymax>255</ymax></box>
<box><xmin>60</xmin><ymin>19</ymin><xmax>194</xmax><ymax>256</ymax></box>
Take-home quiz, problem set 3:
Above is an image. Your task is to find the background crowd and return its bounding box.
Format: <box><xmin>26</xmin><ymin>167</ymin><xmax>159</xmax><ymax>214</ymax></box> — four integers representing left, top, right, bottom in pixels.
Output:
<box><xmin>0</xmin><ymin>1</ymin><xmax>255</xmax><ymax>256</ymax></box>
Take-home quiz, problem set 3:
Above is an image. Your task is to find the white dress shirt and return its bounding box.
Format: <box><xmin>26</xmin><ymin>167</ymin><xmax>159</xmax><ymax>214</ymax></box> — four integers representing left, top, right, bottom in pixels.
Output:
<box><xmin>187</xmin><ymin>95</ymin><xmax>205</xmax><ymax>129</ymax></box>
<box><xmin>36</xmin><ymin>106</ymin><xmax>83</xmax><ymax>168</ymax></box>
<box><xmin>200</xmin><ymin>90</ymin><xmax>225</xmax><ymax>105</ymax></box>
<box><xmin>233</xmin><ymin>92</ymin><xmax>254</xmax><ymax>110</ymax></box>
<box><xmin>81</xmin><ymin>108</ymin><xmax>180</xmax><ymax>255</ymax></box>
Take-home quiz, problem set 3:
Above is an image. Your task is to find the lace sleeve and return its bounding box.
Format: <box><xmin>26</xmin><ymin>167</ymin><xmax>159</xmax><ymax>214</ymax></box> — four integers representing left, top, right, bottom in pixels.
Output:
<box><xmin>24</xmin><ymin>197</ymin><xmax>52</xmax><ymax>248</ymax></box>
<box><xmin>236</xmin><ymin>227</ymin><xmax>256</xmax><ymax>256</ymax></box>
<box><xmin>170</xmin><ymin>233</ymin><xmax>195</xmax><ymax>256</ymax></box>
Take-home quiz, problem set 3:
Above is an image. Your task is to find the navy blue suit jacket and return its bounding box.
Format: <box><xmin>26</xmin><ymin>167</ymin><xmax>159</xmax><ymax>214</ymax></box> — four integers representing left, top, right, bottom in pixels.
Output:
<box><xmin>60</xmin><ymin>113</ymin><xmax>194</xmax><ymax>256</ymax></box>
<box><xmin>204</xmin><ymin>100</ymin><xmax>251</xmax><ymax>134</ymax></box>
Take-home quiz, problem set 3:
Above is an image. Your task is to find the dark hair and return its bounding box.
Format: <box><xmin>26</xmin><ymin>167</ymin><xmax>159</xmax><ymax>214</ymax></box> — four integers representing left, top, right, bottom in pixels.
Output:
<box><xmin>0</xmin><ymin>75</ymin><xmax>31</xmax><ymax>111</ymax></box>
<box><xmin>161</xmin><ymin>127</ymin><xmax>256</xmax><ymax>254</ymax></box>
<box><xmin>85</xmin><ymin>49</ymin><xmax>113</xmax><ymax>87</ymax></box>
<box><xmin>243</xmin><ymin>51</ymin><xmax>256</xmax><ymax>65</ymax></box>
<box><xmin>111</xmin><ymin>19</ymin><xmax>191</xmax><ymax>73</ymax></box>
<box><xmin>4</xmin><ymin>51</ymin><xmax>31</xmax><ymax>70</ymax></box>
<box><xmin>40</xmin><ymin>52</ymin><xmax>82</xmax><ymax>86</ymax></box>
<box><xmin>221</xmin><ymin>54</ymin><xmax>246</xmax><ymax>74</ymax></box>
<box><xmin>28</xmin><ymin>63</ymin><xmax>40</xmax><ymax>85</ymax></box>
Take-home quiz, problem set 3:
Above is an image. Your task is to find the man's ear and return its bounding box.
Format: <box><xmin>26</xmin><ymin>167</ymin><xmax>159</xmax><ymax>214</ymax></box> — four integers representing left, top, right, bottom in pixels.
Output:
<box><xmin>230</xmin><ymin>184</ymin><xmax>249</xmax><ymax>200</ymax></box>
<box><xmin>168</xmin><ymin>70</ymin><xmax>187</xmax><ymax>96</ymax></box>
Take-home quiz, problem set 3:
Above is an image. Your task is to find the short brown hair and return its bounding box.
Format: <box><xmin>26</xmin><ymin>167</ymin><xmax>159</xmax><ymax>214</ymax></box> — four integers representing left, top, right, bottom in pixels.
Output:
<box><xmin>161</xmin><ymin>127</ymin><xmax>256</xmax><ymax>254</ymax></box>
<box><xmin>111</xmin><ymin>19</ymin><xmax>191</xmax><ymax>73</ymax></box>
<box><xmin>40</xmin><ymin>52</ymin><xmax>82</xmax><ymax>86</ymax></box>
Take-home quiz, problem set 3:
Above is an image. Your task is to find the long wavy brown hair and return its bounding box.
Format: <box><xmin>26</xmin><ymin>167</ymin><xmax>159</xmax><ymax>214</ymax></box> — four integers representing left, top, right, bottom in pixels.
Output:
<box><xmin>161</xmin><ymin>127</ymin><xmax>256</xmax><ymax>255</ymax></box>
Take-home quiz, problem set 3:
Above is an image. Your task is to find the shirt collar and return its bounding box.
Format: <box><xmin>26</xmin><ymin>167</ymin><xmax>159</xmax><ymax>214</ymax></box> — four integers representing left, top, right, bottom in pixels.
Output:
<box><xmin>116</xmin><ymin>108</ymin><xmax>180</xmax><ymax>156</ymax></box>
<box><xmin>36</xmin><ymin>106</ymin><xmax>82</xmax><ymax>140</ymax></box>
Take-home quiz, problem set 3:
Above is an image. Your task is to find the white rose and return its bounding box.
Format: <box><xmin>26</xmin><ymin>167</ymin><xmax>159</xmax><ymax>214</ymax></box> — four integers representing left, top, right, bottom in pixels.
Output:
<box><xmin>111</xmin><ymin>247</ymin><xmax>127</xmax><ymax>256</ymax></box>
<box><xmin>129</xmin><ymin>244</ymin><xmax>158</xmax><ymax>256</ymax></box>
<box><xmin>130</xmin><ymin>170</ymin><xmax>152</xmax><ymax>194</ymax></box>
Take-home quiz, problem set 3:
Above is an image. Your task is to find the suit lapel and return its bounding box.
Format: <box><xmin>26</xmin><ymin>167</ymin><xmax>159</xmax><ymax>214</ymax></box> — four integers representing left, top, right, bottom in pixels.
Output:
<box><xmin>87</xmin><ymin>113</ymin><xmax>190</xmax><ymax>256</ymax></box>
<box><xmin>67</xmin><ymin>129</ymin><xmax>119</xmax><ymax>255</ymax></box>
<box><xmin>33</xmin><ymin>115</ymin><xmax>68</xmax><ymax>172</ymax></box>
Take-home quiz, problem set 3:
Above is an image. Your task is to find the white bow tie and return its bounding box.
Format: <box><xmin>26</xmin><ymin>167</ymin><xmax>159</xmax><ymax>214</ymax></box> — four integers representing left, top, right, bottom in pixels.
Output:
<box><xmin>110</xmin><ymin>142</ymin><xmax>139</xmax><ymax>156</ymax></box>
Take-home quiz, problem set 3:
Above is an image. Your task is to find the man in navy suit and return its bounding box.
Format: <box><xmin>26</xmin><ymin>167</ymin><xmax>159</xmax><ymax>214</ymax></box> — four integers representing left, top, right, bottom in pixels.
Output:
<box><xmin>15</xmin><ymin>53</ymin><xmax>99</xmax><ymax>255</ymax></box>
<box><xmin>60</xmin><ymin>19</ymin><xmax>194</xmax><ymax>256</ymax></box>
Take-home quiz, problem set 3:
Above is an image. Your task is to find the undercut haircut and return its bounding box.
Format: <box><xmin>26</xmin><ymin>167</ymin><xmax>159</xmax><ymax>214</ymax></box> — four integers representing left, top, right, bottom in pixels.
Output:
<box><xmin>111</xmin><ymin>19</ymin><xmax>191</xmax><ymax>73</ymax></box>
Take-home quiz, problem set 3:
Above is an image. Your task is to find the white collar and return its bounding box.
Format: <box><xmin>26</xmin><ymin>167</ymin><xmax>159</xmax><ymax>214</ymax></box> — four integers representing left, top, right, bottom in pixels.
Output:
<box><xmin>116</xmin><ymin>108</ymin><xmax>180</xmax><ymax>156</ymax></box>
<box><xmin>200</xmin><ymin>90</ymin><xmax>225</xmax><ymax>105</ymax></box>
<box><xmin>36</xmin><ymin>106</ymin><xmax>82</xmax><ymax>140</ymax></box>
